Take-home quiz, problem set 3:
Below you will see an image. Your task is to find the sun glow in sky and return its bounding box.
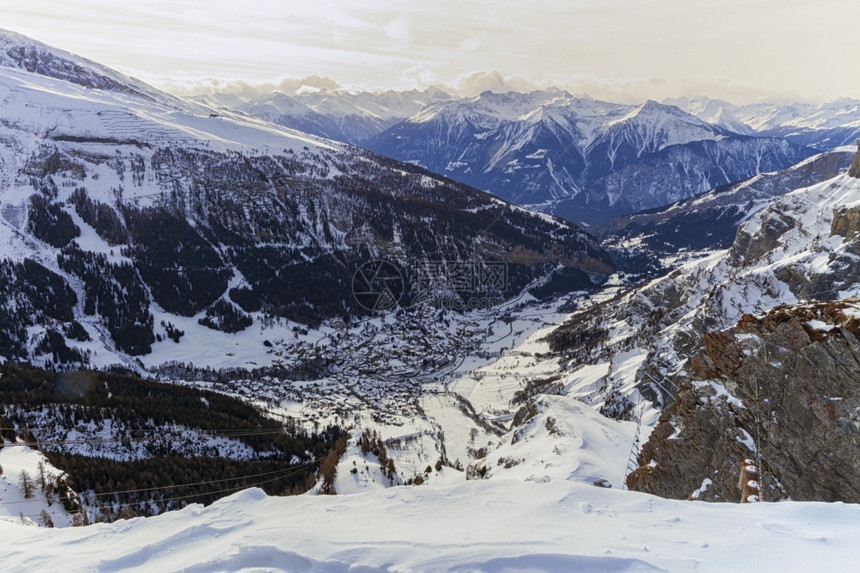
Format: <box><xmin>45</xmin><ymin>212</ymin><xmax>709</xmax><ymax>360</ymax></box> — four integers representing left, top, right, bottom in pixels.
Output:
<box><xmin>1</xmin><ymin>0</ymin><xmax>857</xmax><ymax>102</ymax></box>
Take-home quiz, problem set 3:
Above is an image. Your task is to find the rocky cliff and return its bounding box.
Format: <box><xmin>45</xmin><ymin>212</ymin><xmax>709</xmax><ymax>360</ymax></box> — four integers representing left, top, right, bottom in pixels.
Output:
<box><xmin>849</xmin><ymin>139</ymin><xmax>860</xmax><ymax>178</ymax></box>
<box><xmin>627</xmin><ymin>299</ymin><xmax>860</xmax><ymax>502</ymax></box>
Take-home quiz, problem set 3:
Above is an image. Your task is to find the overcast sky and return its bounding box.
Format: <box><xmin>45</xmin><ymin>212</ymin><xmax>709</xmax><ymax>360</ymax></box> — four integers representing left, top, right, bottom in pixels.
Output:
<box><xmin>1</xmin><ymin>0</ymin><xmax>857</xmax><ymax>102</ymax></box>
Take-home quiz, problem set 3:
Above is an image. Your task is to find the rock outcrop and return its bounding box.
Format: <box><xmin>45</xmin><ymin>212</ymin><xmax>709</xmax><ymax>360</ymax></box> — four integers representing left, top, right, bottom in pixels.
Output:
<box><xmin>627</xmin><ymin>299</ymin><xmax>860</xmax><ymax>502</ymax></box>
<box><xmin>831</xmin><ymin>205</ymin><xmax>860</xmax><ymax>241</ymax></box>
<box><xmin>849</xmin><ymin>139</ymin><xmax>860</xmax><ymax>178</ymax></box>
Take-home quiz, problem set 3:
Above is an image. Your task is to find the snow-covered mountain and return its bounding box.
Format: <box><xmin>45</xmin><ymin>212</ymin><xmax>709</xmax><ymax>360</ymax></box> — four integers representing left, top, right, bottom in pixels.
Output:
<box><xmin>0</xmin><ymin>30</ymin><xmax>166</xmax><ymax>102</ymax></box>
<box><xmin>549</xmin><ymin>150</ymin><xmax>860</xmax><ymax>418</ymax></box>
<box><xmin>220</xmin><ymin>87</ymin><xmax>452</xmax><ymax>145</ymax></box>
<box><xmin>221</xmin><ymin>86</ymin><xmax>857</xmax><ymax>225</ymax></box>
<box><xmin>0</xmin><ymin>29</ymin><xmax>612</xmax><ymax>370</ymax></box>
<box><xmin>667</xmin><ymin>95</ymin><xmax>860</xmax><ymax>150</ymax></box>
<box><xmin>4</xmin><ymin>27</ymin><xmax>860</xmax><ymax>571</ymax></box>
<box><xmin>602</xmin><ymin>147</ymin><xmax>855</xmax><ymax>257</ymax></box>
<box><xmin>363</xmin><ymin>91</ymin><xmax>815</xmax><ymax>224</ymax></box>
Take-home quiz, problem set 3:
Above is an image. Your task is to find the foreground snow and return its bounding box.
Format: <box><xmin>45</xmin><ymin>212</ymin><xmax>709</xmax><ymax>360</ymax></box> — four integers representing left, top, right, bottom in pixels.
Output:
<box><xmin>2</xmin><ymin>480</ymin><xmax>858</xmax><ymax>572</ymax></box>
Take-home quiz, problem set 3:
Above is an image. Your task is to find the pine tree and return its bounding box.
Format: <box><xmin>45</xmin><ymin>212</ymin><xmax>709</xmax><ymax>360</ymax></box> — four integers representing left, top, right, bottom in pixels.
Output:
<box><xmin>19</xmin><ymin>470</ymin><xmax>34</xmax><ymax>499</ymax></box>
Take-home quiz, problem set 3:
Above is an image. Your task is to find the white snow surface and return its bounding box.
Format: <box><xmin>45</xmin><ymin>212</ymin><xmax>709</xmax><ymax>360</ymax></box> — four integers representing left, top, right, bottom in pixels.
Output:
<box><xmin>0</xmin><ymin>440</ymin><xmax>77</xmax><ymax>528</ymax></box>
<box><xmin>2</xmin><ymin>480</ymin><xmax>859</xmax><ymax>572</ymax></box>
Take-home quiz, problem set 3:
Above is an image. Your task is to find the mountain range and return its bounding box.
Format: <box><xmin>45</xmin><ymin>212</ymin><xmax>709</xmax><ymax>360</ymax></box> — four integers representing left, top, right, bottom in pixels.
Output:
<box><xmin>666</xmin><ymin>95</ymin><xmax>860</xmax><ymax>149</ymax></box>
<box><xmin>600</xmin><ymin>148</ymin><xmax>855</xmax><ymax>260</ymax></box>
<box><xmin>363</xmin><ymin>93</ymin><xmax>816</xmax><ymax>223</ymax></box>
<box><xmin>207</xmin><ymin>83</ymin><xmax>860</xmax><ymax>224</ymax></box>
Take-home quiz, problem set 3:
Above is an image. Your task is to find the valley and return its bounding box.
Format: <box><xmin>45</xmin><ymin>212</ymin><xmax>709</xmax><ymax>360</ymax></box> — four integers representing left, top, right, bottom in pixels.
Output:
<box><xmin>1</xmin><ymin>22</ymin><xmax>859</xmax><ymax>572</ymax></box>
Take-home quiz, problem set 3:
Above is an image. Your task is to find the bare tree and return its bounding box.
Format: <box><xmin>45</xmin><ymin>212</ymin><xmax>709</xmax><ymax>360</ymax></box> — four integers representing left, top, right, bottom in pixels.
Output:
<box><xmin>38</xmin><ymin>509</ymin><xmax>54</xmax><ymax>528</ymax></box>
<box><xmin>37</xmin><ymin>461</ymin><xmax>47</xmax><ymax>491</ymax></box>
<box><xmin>19</xmin><ymin>470</ymin><xmax>34</xmax><ymax>499</ymax></box>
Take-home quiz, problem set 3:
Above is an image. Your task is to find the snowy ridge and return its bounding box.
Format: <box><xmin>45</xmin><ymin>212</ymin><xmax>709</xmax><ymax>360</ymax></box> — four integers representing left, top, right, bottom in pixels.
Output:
<box><xmin>0</xmin><ymin>28</ymin><xmax>161</xmax><ymax>101</ymax></box>
<box><xmin>552</xmin><ymin>169</ymin><xmax>860</xmax><ymax>416</ymax></box>
<box><xmin>667</xmin><ymin>95</ymin><xmax>860</xmax><ymax>150</ymax></box>
<box><xmin>0</xmin><ymin>58</ymin><xmax>338</xmax><ymax>159</ymax></box>
<box><xmin>601</xmin><ymin>99</ymin><xmax>724</xmax><ymax>154</ymax></box>
<box><xmin>476</xmin><ymin>394</ymin><xmax>637</xmax><ymax>487</ymax></box>
<box><xmin>2</xmin><ymin>480</ymin><xmax>859</xmax><ymax>571</ymax></box>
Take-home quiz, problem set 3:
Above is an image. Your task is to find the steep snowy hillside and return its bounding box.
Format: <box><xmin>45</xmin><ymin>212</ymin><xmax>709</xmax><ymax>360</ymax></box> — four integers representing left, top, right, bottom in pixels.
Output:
<box><xmin>0</xmin><ymin>438</ymin><xmax>79</xmax><ymax>528</ymax></box>
<box><xmin>0</xmin><ymin>29</ymin><xmax>163</xmax><ymax>102</ymax></box>
<box><xmin>549</xmin><ymin>158</ymin><xmax>860</xmax><ymax>417</ymax></box>
<box><xmin>364</xmin><ymin>91</ymin><xmax>815</xmax><ymax>223</ymax></box>
<box><xmin>0</xmin><ymin>30</ymin><xmax>612</xmax><ymax>371</ymax></box>
<box><xmin>603</xmin><ymin>148</ymin><xmax>855</xmax><ymax>258</ymax></box>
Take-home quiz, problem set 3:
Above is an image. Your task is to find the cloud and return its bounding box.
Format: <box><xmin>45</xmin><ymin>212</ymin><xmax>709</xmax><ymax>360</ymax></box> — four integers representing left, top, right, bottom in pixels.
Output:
<box><xmin>397</xmin><ymin>65</ymin><xmax>438</xmax><ymax>90</ymax></box>
<box><xmin>458</xmin><ymin>37</ymin><xmax>481</xmax><ymax>53</ymax></box>
<box><xmin>1</xmin><ymin>0</ymin><xmax>857</xmax><ymax>103</ymax></box>
<box><xmin>448</xmin><ymin>71</ymin><xmax>541</xmax><ymax>96</ymax></box>
<box><xmin>143</xmin><ymin>74</ymin><xmax>345</xmax><ymax>99</ymax></box>
<box><xmin>384</xmin><ymin>18</ymin><xmax>411</xmax><ymax>44</ymax></box>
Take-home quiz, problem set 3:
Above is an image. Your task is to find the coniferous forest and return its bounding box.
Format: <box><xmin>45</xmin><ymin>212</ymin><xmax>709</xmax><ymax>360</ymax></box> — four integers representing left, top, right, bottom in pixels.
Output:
<box><xmin>0</xmin><ymin>364</ymin><xmax>344</xmax><ymax>522</ymax></box>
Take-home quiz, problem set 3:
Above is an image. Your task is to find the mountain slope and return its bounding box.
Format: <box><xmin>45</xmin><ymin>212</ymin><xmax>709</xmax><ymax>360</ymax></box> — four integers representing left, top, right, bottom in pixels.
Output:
<box><xmin>0</xmin><ymin>30</ymin><xmax>612</xmax><ymax>370</ymax></box>
<box><xmin>628</xmin><ymin>298</ymin><xmax>860</xmax><ymax>503</ymax></box>
<box><xmin>0</xmin><ymin>29</ymin><xmax>162</xmax><ymax>101</ymax></box>
<box><xmin>364</xmin><ymin>91</ymin><xmax>816</xmax><ymax>223</ymax></box>
<box><xmin>548</xmin><ymin>153</ymin><xmax>860</xmax><ymax>417</ymax></box>
<box><xmin>602</xmin><ymin>148</ymin><xmax>855</xmax><ymax>256</ymax></box>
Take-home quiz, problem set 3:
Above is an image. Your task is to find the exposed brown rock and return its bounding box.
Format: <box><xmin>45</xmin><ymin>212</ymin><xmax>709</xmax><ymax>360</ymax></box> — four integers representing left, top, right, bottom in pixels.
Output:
<box><xmin>627</xmin><ymin>299</ymin><xmax>860</xmax><ymax>503</ymax></box>
<box><xmin>831</xmin><ymin>206</ymin><xmax>860</xmax><ymax>240</ymax></box>
<box><xmin>849</xmin><ymin>139</ymin><xmax>860</xmax><ymax>178</ymax></box>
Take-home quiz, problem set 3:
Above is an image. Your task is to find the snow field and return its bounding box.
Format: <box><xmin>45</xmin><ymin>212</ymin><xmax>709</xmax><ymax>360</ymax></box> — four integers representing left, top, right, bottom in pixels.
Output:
<box><xmin>2</xmin><ymin>479</ymin><xmax>859</xmax><ymax>572</ymax></box>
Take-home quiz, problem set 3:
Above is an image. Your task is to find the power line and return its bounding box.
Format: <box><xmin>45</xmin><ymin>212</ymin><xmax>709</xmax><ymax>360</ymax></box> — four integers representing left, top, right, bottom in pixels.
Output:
<box><xmin>5</xmin><ymin>461</ymin><xmax>319</xmax><ymax>521</ymax></box>
<box><xmin>0</xmin><ymin>426</ymin><xmax>290</xmax><ymax>435</ymax></box>
<box><xmin>0</xmin><ymin>459</ymin><xmax>320</xmax><ymax>507</ymax></box>
<box><xmin>0</xmin><ymin>427</ymin><xmax>291</xmax><ymax>449</ymax></box>
<box><xmin>142</xmin><ymin>464</ymin><xmax>316</xmax><ymax>507</ymax></box>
